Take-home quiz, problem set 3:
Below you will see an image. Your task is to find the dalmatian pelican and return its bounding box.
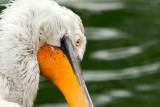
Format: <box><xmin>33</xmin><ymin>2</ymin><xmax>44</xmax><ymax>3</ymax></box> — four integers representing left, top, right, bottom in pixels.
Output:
<box><xmin>0</xmin><ymin>0</ymin><xmax>94</xmax><ymax>107</ymax></box>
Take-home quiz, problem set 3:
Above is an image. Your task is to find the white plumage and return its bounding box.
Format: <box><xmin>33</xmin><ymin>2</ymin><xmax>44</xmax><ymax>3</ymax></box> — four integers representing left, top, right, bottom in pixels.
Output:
<box><xmin>0</xmin><ymin>0</ymin><xmax>86</xmax><ymax>106</ymax></box>
<box><xmin>0</xmin><ymin>100</ymin><xmax>21</xmax><ymax>107</ymax></box>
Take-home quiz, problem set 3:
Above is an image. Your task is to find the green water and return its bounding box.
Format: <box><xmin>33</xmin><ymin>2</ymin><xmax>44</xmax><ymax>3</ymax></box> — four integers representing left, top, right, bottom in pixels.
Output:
<box><xmin>1</xmin><ymin>0</ymin><xmax>160</xmax><ymax>107</ymax></box>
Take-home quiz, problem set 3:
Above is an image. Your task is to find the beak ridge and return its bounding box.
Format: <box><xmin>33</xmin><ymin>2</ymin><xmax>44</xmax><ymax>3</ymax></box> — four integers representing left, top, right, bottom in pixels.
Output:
<box><xmin>60</xmin><ymin>36</ymin><xmax>94</xmax><ymax>107</ymax></box>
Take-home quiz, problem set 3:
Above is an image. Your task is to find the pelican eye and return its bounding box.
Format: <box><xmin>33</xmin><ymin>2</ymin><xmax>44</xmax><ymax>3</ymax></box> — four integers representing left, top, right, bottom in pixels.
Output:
<box><xmin>74</xmin><ymin>35</ymin><xmax>82</xmax><ymax>50</ymax></box>
<box><xmin>76</xmin><ymin>39</ymin><xmax>81</xmax><ymax>46</ymax></box>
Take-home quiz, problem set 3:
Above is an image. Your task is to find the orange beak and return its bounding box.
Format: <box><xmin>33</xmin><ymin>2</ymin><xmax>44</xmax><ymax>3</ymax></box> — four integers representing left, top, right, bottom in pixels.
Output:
<box><xmin>37</xmin><ymin>36</ymin><xmax>93</xmax><ymax>107</ymax></box>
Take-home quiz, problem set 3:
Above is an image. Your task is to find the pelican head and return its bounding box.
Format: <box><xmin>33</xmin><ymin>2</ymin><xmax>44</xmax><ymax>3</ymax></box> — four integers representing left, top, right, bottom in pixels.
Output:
<box><xmin>0</xmin><ymin>0</ymin><xmax>93</xmax><ymax>107</ymax></box>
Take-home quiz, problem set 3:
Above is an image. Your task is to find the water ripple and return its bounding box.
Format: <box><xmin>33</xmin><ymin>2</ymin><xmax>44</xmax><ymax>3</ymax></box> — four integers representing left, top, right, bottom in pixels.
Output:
<box><xmin>85</xmin><ymin>27</ymin><xmax>125</xmax><ymax>40</ymax></box>
<box><xmin>90</xmin><ymin>46</ymin><xmax>142</xmax><ymax>60</ymax></box>
<box><xmin>56</xmin><ymin>0</ymin><xmax>124</xmax><ymax>11</ymax></box>
<box><xmin>83</xmin><ymin>62</ymin><xmax>160</xmax><ymax>82</ymax></box>
<box><xmin>73</xmin><ymin>2</ymin><xmax>124</xmax><ymax>11</ymax></box>
<box><xmin>109</xmin><ymin>90</ymin><xmax>131</xmax><ymax>98</ymax></box>
<box><xmin>92</xmin><ymin>94</ymin><xmax>112</xmax><ymax>106</ymax></box>
<box><xmin>135</xmin><ymin>82</ymin><xmax>160</xmax><ymax>91</ymax></box>
<box><xmin>92</xmin><ymin>89</ymin><xmax>132</xmax><ymax>106</ymax></box>
<box><xmin>35</xmin><ymin>103</ymin><xmax>68</xmax><ymax>107</ymax></box>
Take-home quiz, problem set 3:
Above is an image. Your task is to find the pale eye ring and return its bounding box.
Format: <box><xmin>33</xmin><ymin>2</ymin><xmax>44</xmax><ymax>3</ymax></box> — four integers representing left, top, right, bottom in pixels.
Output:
<box><xmin>76</xmin><ymin>39</ymin><xmax>81</xmax><ymax>46</ymax></box>
<box><xmin>74</xmin><ymin>35</ymin><xmax>82</xmax><ymax>49</ymax></box>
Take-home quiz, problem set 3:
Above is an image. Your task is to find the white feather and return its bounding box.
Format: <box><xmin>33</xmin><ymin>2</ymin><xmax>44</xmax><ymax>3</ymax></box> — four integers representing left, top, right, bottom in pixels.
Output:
<box><xmin>0</xmin><ymin>100</ymin><xmax>21</xmax><ymax>107</ymax></box>
<box><xmin>0</xmin><ymin>0</ymin><xmax>86</xmax><ymax>107</ymax></box>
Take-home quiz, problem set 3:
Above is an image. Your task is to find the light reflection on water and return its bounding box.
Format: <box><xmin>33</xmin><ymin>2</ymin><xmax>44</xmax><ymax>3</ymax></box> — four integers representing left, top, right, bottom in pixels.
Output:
<box><xmin>83</xmin><ymin>62</ymin><xmax>160</xmax><ymax>82</ymax></box>
<box><xmin>85</xmin><ymin>27</ymin><xmax>125</xmax><ymax>40</ymax></box>
<box><xmin>92</xmin><ymin>94</ymin><xmax>112</xmax><ymax>106</ymax></box>
<box><xmin>90</xmin><ymin>46</ymin><xmax>142</xmax><ymax>60</ymax></box>
<box><xmin>71</xmin><ymin>2</ymin><xmax>124</xmax><ymax>11</ymax></box>
<box><xmin>55</xmin><ymin>0</ymin><xmax>124</xmax><ymax>11</ymax></box>
<box><xmin>35</xmin><ymin>103</ymin><xmax>68</xmax><ymax>107</ymax></box>
<box><xmin>92</xmin><ymin>89</ymin><xmax>132</xmax><ymax>106</ymax></box>
<box><xmin>135</xmin><ymin>82</ymin><xmax>160</xmax><ymax>92</ymax></box>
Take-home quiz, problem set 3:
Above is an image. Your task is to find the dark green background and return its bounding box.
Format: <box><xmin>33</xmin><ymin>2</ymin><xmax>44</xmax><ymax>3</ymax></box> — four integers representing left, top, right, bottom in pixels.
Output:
<box><xmin>1</xmin><ymin>0</ymin><xmax>160</xmax><ymax>107</ymax></box>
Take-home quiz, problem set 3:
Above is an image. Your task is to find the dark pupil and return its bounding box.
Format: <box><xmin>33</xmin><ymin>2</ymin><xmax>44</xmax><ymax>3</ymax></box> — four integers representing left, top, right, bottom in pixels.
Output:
<box><xmin>77</xmin><ymin>39</ymin><xmax>80</xmax><ymax>45</ymax></box>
